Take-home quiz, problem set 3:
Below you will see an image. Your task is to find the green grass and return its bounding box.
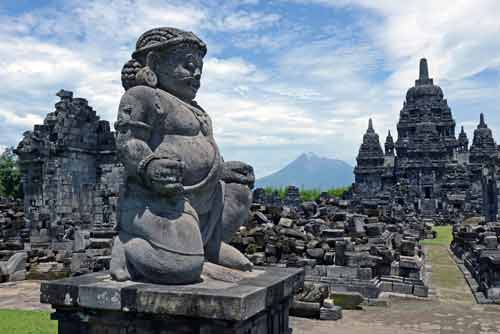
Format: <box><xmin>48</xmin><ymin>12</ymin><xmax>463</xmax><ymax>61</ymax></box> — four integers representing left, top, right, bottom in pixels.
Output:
<box><xmin>420</xmin><ymin>225</ymin><xmax>453</xmax><ymax>246</ymax></box>
<box><xmin>425</xmin><ymin>244</ymin><xmax>473</xmax><ymax>303</ymax></box>
<box><xmin>420</xmin><ymin>225</ymin><xmax>473</xmax><ymax>303</ymax></box>
<box><xmin>263</xmin><ymin>186</ymin><xmax>351</xmax><ymax>202</ymax></box>
<box><xmin>0</xmin><ymin>309</ymin><xmax>56</xmax><ymax>334</ymax></box>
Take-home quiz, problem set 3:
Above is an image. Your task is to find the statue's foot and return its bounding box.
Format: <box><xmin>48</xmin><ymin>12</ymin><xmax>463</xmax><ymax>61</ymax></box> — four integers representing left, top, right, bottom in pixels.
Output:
<box><xmin>217</xmin><ymin>241</ymin><xmax>253</xmax><ymax>272</ymax></box>
<box><xmin>202</xmin><ymin>262</ymin><xmax>251</xmax><ymax>283</ymax></box>
<box><xmin>110</xmin><ymin>235</ymin><xmax>131</xmax><ymax>282</ymax></box>
<box><xmin>112</xmin><ymin>268</ymin><xmax>131</xmax><ymax>282</ymax></box>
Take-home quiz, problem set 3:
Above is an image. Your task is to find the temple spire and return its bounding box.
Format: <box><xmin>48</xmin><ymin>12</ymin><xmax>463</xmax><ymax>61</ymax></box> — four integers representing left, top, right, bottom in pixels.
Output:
<box><xmin>419</xmin><ymin>58</ymin><xmax>429</xmax><ymax>80</ymax></box>
<box><xmin>367</xmin><ymin>118</ymin><xmax>374</xmax><ymax>133</ymax></box>
<box><xmin>470</xmin><ymin>113</ymin><xmax>496</xmax><ymax>163</ymax></box>
<box><xmin>385</xmin><ymin>130</ymin><xmax>394</xmax><ymax>156</ymax></box>
<box><xmin>479</xmin><ymin>113</ymin><xmax>486</xmax><ymax>128</ymax></box>
<box><xmin>458</xmin><ymin>125</ymin><xmax>469</xmax><ymax>153</ymax></box>
<box><xmin>416</xmin><ymin>58</ymin><xmax>433</xmax><ymax>85</ymax></box>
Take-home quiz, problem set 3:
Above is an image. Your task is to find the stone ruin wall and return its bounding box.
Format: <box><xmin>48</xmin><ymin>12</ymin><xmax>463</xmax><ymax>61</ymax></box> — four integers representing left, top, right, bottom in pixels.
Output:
<box><xmin>11</xmin><ymin>90</ymin><xmax>125</xmax><ymax>279</ymax></box>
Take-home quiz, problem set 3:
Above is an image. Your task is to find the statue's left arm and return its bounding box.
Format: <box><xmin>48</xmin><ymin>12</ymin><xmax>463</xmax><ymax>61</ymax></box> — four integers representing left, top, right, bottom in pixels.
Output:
<box><xmin>220</xmin><ymin>160</ymin><xmax>255</xmax><ymax>189</ymax></box>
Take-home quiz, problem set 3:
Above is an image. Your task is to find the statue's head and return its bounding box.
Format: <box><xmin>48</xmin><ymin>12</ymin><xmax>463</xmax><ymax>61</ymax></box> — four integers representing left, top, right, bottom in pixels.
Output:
<box><xmin>122</xmin><ymin>27</ymin><xmax>207</xmax><ymax>102</ymax></box>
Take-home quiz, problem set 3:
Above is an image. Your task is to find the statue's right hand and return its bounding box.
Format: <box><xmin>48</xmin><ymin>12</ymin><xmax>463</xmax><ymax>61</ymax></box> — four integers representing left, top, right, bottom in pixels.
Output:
<box><xmin>145</xmin><ymin>159</ymin><xmax>185</xmax><ymax>196</ymax></box>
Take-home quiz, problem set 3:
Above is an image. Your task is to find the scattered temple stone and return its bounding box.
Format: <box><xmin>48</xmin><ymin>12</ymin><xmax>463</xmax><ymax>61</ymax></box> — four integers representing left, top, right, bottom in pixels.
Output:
<box><xmin>452</xmin><ymin>221</ymin><xmax>500</xmax><ymax>302</ymax></box>
<box><xmin>320</xmin><ymin>298</ymin><xmax>343</xmax><ymax>320</ymax></box>
<box><xmin>331</xmin><ymin>291</ymin><xmax>364</xmax><ymax>309</ymax></box>
<box><xmin>235</xmin><ymin>185</ymin><xmax>430</xmax><ymax>313</ymax></box>
<box><xmin>0</xmin><ymin>252</ymin><xmax>27</xmax><ymax>282</ymax></box>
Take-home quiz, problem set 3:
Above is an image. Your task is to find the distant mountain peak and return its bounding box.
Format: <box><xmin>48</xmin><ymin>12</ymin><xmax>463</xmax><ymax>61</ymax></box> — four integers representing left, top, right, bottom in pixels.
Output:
<box><xmin>256</xmin><ymin>152</ymin><xmax>353</xmax><ymax>190</ymax></box>
<box><xmin>302</xmin><ymin>152</ymin><xmax>319</xmax><ymax>159</ymax></box>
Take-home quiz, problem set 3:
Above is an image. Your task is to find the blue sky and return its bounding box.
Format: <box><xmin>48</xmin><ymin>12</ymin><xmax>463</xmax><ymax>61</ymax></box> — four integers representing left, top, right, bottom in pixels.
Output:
<box><xmin>1</xmin><ymin>0</ymin><xmax>500</xmax><ymax>178</ymax></box>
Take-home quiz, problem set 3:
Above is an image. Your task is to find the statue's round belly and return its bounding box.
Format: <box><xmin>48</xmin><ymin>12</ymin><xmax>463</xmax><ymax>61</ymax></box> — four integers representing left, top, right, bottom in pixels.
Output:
<box><xmin>154</xmin><ymin>135</ymin><xmax>216</xmax><ymax>186</ymax></box>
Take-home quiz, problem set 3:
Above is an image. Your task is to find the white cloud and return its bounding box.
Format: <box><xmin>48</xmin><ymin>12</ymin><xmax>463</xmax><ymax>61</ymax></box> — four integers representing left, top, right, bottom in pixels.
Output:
<box><xmin>203</xmin><ymin>57</ymin><xmax>266</xmax><ymax>85</ymax></box>
<box><xmin>212</xmin><ymin>11</ymin><xmax>281</xmax><ymax>31</ymax></box>
<box><xmin>2</xmin><ymin>0</ymin><xmax>500</xmax><ymax>177</ymax></box>
<box><xmin>0</xmin><ymin>37</ymin><xmax>92</xmax><ymax>89</ymax></box>
<box><xmin>0</xmin><ymin>109</ymin><xmax>43</xmax><ymax>127</ymax></box>
<box><xmin>300</xmin><ymin>0</ymin><xmax>500</xmax><ymax>84</ymax></box>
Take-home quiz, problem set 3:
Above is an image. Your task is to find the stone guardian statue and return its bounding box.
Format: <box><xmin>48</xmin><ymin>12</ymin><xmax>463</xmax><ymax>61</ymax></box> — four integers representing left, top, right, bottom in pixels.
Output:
<box><xmin>110</xmin><ymin>27</ymin><xmax>254</xmax><ymax>284</ymax></box>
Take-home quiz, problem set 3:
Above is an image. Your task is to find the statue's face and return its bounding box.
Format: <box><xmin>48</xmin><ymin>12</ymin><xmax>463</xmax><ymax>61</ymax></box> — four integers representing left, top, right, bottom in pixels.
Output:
<box><xmin>154</xmin><ymin>44</ymin><xmax>204</xmax><ymax>102</ymax></box>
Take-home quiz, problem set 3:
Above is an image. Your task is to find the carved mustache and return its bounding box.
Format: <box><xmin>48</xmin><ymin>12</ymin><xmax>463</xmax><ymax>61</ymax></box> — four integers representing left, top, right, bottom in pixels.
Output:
<box><xmin>179</xmin><ymin>76</ymin><xmax>200</xmax><ymax>89</ymax></box>
<box><xmin>155</xmin><ymin>71</ymin><xmax>201</xmax><ymax>90</ymax></box>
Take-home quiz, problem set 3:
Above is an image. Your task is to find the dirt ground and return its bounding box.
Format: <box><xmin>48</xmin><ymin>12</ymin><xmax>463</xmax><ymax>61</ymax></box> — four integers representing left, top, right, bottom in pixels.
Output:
<box><xmin>0</xmin><ymin>280</ymin><xmax>51</xmax><ymax>311</ymax></box>
<box><xmin>292</xmin><ymin>244</ymin><xmax>500</xmax><ymax>334</ymax></box>
<box><xmin>1</xmin><ymin>244</ymin><xmax>499</xmax><ymax>333</ymax></box>
<box><xmin>291</xmin><ymin>298</ymin><xmax>500</xmax><ymax>334</ymax></box>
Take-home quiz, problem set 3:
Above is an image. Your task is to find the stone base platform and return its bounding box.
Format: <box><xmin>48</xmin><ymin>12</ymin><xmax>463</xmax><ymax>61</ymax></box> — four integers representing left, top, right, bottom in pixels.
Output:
<box><xmin>41</xmin><ymin>266</ymin><xmax>304</xmax><ymax>334</ymax></box>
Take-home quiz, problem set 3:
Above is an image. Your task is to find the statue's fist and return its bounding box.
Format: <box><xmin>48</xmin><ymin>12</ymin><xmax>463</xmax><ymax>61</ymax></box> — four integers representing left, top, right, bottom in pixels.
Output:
<box><xmin>221</xmin><ymin>161</ymin><xmax>255</xmax><ymax>189</ymax></box>
<box><xmin>146</xmin><ymin>159</ymin><xmax>185</xmax><ymax>196</ymax></box>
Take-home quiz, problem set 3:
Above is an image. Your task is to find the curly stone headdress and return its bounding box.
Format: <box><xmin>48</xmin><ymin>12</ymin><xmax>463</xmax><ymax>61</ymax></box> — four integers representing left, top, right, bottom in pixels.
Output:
<box><xmin>121</xmin><ymin>27</ymin><xmax>207</xmax><ymax>90</ymax></box>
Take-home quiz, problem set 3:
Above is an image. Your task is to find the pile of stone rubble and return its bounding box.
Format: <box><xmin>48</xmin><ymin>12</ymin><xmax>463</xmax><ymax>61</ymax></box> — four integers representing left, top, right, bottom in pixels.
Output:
<box><xmin>0</xmin><ymin>199</ymin><xmax>28</xmax><ymax>282</ymax></box>
<box><xmin>0</xmin><ymin>193</ymin><xmax>117</xmax><ymax>281</ymax></box>
<box><xmin>230</xmin><ymin>186</ymin><xmax>432</xmax><ymax>319</ymax></box>
<box><xmin>451</xmin><ymin>219</ymin><xmax>500</xmax><ymax>303</ymax></box>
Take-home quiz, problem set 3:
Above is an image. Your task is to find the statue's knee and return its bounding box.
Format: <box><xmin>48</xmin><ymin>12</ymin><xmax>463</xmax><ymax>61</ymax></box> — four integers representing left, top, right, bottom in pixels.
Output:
<box><xmin>225</xmin><ymin>183</ymin><xmax>252</xmax><ymax>210</ymax></box>
<box><xmin>124</xmin><ymin>237</ymin><xmax>204</xmax><ymax>284</ymax></box>
<box><xmin>221</xmin><ymin>184</ymin><xmax>252</xmax><ymax>241</ymax></box>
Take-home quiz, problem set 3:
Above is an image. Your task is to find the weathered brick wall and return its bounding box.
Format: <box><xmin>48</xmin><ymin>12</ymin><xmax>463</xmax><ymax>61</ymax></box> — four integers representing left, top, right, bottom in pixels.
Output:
<box><xmin>14</xmin><ymin>90</ymin><xmax>125</xmax><ymax>277</ymax></box>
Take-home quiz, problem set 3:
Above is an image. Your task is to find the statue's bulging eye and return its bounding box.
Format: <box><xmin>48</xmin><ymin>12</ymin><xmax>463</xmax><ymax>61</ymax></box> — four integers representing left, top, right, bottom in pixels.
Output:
<box><xmin>123</xmin><ymin>105</ymin><xmax>133</xmax><ymax>114</ymax></box>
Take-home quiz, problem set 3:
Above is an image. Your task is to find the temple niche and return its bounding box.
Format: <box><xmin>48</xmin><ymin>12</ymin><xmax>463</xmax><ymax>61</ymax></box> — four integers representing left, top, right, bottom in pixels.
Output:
<box><xmin>353</xmin><ymin>58</ymin><xmax>500</xmax><ymax>220</ymax></box>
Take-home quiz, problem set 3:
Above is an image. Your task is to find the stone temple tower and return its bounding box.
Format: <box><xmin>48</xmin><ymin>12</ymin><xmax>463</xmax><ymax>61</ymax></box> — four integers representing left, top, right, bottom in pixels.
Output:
<box><xmin>470</xmin><ymin>113</ymin><xmax>497</xmax><ymax>164</ymax></box>
<box><xmin>458</xmin><ymin>126</ymin><xmax>469</xmax><ymax>153</ymax></box>
<box><xmin>15</xmin><ymin>91</ymin><xmax>125</xmax><ymax>243</ymax></box>
<box><xmin>354</xmin><ymin>119</ymin><xmax>385</xmax><ymax>197</ymax></box>
<box><xmin>353</xmin><ymin>58</ymin><xmax>500</xmax><ymax>219</ymax></box>
<box><xmin>385</xmin><ymin>131</ymin><xmax>395</xmax><ymax>156</ymax></box>
<box><xmin>467</xmin><ymin>113</ymin><xmax>499</xmax><ymax>215</ymax></box>
<box><xmin>394</xmin><ymin>58</ymin><xmax>458</xmax><ymax>213</ymax></box>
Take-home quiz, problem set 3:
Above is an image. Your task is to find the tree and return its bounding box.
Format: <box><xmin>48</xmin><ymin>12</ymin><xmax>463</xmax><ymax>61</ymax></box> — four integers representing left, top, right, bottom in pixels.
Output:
<box><xmin>0</xmin><ymin>147</ymin><xmax>22</xmax><ymax>199</ymax></box>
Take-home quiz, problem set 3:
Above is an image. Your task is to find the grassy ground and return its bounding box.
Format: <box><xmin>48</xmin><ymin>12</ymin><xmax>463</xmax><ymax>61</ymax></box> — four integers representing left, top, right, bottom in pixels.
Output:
<box><xmin>0</xmin><ymin>309</ymin><xmax>56</xmax><ymax>334</ymax></box>
<box><xmin>262</xmin><ymin>186</ymin><xmax>350</xmax><ymax>201</ymax></box>
<box><xmin>420</xmin><ymin>225</ymin><xmax>453</xmax><ymax>246</ymax></box>
<box><xmin>421</xmin><ymin>225</ymin><xmax>474</xmax><ymax>304</ymax></box>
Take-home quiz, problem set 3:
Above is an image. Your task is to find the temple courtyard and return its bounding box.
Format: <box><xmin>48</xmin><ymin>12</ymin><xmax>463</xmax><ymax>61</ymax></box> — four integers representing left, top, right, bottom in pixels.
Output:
<box><xmin>1</xmin><ymin>228</ymin><xmax>499</xmax><ymax>334</ymax></box>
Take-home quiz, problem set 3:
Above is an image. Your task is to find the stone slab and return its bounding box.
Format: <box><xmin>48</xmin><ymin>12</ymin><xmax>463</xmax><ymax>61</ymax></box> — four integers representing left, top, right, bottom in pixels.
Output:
<box><xmin>41</xmin><ymin>266</ymin><xmax>304</xmax><ymax>322</ymax></box>
<box><xmin>413</xmin><ymin>284</ymin><xmax>429</xmax><ymax>297</ymax></box>
<box><xmin>319</xmin><ymin>305</ymin><xmax>342</xmax><ymax>320</ymax></box>
<box><xmin>392</xmin><ymin>282</ymin><xmax>413</xmax><ymax>295</ymax></box>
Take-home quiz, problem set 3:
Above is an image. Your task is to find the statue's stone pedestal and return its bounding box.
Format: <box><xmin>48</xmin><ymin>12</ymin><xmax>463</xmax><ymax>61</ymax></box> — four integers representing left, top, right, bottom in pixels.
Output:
<box><xmin>41</xmin><ymin>267</ymin><xmax>304</xmax><ymax>334</ymax></box>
